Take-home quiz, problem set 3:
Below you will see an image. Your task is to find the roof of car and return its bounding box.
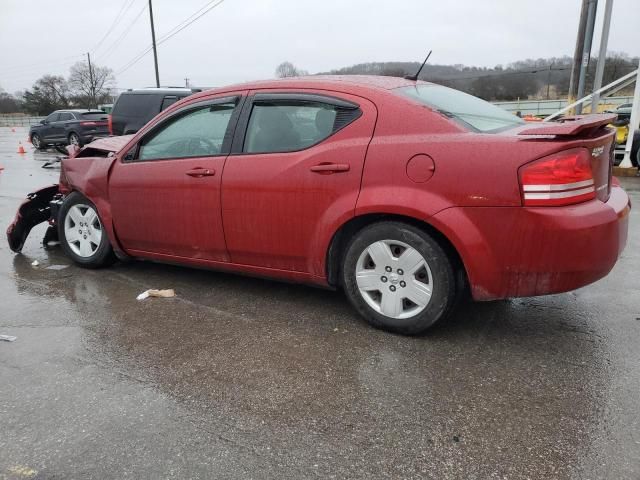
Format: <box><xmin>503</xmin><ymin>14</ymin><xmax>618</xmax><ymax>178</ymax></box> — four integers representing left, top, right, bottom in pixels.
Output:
<box><xmin>185</xmin><ymin>75</ymin><xmax>430</xmax><ymax>103</ymax></box>
<box><xmin>120</xmin><ymin>88</ymin><xmax>195</xmax><ymax>95</ymax></box>
<box><xmin>55</xmin><ymin>109</ymin><xmax>105</xmax><ymax>113</ymax></box>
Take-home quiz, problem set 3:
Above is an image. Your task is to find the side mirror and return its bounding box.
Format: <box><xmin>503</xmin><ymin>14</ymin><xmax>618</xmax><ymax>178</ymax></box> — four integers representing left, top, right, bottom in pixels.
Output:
<box><xmin>40</xmin><ymin>119</ymin><xmax>46</xmax><ymax>125</ymax></box>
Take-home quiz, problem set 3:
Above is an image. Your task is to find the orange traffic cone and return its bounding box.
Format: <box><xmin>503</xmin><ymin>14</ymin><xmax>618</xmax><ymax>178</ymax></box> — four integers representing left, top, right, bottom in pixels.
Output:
<box><xmin>17</xmin><ymin>142</ymin><xmax>26</xmax><ymax>154</ymax></box>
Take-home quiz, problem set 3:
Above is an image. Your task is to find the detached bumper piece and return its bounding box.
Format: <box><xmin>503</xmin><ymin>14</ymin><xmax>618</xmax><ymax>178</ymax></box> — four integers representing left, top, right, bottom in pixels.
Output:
<box><xmin>6</xmin><ymin>185</ymin><xmax>60</xmax><ymax>252</ymax></box>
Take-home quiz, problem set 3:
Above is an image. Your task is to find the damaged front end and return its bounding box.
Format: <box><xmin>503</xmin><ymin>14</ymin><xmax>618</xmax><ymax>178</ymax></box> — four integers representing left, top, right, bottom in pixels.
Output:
<box><xmin>6</xmin><ymin>185</ymin><xmax>64</xmax><ymax>252</ymax></box>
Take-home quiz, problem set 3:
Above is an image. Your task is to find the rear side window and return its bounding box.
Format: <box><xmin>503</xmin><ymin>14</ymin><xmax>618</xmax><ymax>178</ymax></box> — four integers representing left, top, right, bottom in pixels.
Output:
<box><xmin>114</xmin><ymin>94</ymin><xmax>159</xmax><ymax>118</ymax></box>
<box><xmin>396</xmin><ymin>84</ymin><xmax>525</xmax><ymax>133</ymax></box>
<box><xmin>138</xmin><ymin>102</ymin><xmax>236</xmax><ymax>161</ymax></box>
<box><xmin>81</xmin><ymin>112</ymin><xmax>108</xmax><ymax>120</ymax></box>
<box><xmin>244</xmin><ymin>101</ymin><xmax>359</xmax><ymax>154</ymax></box>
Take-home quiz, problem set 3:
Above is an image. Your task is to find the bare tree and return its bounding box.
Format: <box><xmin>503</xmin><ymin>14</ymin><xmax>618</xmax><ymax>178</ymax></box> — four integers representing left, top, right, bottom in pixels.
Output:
<box><xmin>275</xmin><ymin>61</ymin><xmax>308</xmax><ymax>78</ymax></box>
<box><xmin>68</xmin><ymin>61</ymin><xmax>115</xmax><ymax>108</ymax></box>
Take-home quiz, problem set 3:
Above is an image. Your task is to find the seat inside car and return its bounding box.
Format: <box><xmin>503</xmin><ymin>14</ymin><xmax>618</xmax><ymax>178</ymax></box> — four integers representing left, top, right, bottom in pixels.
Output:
<box><xmin>246</xmin><ymin>106</ymin><xmax>300</xmax><ymax>153</ymax></box>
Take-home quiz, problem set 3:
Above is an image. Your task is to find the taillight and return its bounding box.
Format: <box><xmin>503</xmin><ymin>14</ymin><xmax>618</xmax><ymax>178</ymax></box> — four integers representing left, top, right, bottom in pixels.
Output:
<box><xmin>80</xmin><ymin>121</ymin><xmax>105</xmax><ymax>126</ymax></box>
<box><xmin>108</xmin><ymin>114</ymin><xmax>113</xmax><ymax>135</ymax></box>
<box><xmin>519</xmin><ymin>148</ymin><xmax>595</xmax><ymax>207</ymax></box>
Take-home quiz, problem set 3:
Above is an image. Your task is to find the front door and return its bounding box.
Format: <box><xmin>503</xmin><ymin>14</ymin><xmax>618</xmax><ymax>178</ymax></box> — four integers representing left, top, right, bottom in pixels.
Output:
<box><xmin>221</xmin><ymin>91</ymin><xmax>376</xmax><ymax>272</ymax></box>
<box><xmin>109</xmin><ymin>95</ymin><xmax>244</xmax><ymax>261</ymax></box>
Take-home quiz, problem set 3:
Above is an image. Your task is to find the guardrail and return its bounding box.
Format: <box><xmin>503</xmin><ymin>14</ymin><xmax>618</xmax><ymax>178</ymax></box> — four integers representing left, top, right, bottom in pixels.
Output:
<box><xmin>0</xmin><ymin>115</ymin><xmax>46</xmax><ymax>127</ymax></box>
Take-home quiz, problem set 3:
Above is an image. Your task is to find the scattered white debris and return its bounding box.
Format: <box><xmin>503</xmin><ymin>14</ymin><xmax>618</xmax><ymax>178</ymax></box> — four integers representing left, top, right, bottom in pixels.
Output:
<box><xmin>0</xmin><ymin>335</ymin><xmax>17</xmax><ymax>342</ymax></box>
<box><xmin>46</xmin><ymin>264</ymin><xmax>69</xmax><ymax>270</ymax></box>
<box><xmin>31</xmin><ymin>260</ymin><xmax>39</xmax><ymax>267</ymax></box>
<box><xmin>136</xmin><ymin>289</ymin><xmax>176</xmax><ymax>301</ymax></box>
<box><xmin>46</xmin><ymin>241</ymin><xmax>60</xmax><ymax>246</ymax></box>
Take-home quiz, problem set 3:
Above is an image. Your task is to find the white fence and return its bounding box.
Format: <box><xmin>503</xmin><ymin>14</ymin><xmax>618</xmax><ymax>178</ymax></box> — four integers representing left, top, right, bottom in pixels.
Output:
<box><xmin>493</xmin><ymin>95</ymin><xmax>633</xmax><ymax>116</ymax></box>
<box><xmin>0</xmin><ymin>115</ymin><xmax>46</xmax><ymax>127</ymax></box>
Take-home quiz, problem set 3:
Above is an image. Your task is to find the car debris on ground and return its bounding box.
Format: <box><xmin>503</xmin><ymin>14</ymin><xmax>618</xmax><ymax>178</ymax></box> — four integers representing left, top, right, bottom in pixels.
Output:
<box><xmin>136</xmin><ymin>289</ymin><xmax>176</xmax><ymax>300</ymax></box>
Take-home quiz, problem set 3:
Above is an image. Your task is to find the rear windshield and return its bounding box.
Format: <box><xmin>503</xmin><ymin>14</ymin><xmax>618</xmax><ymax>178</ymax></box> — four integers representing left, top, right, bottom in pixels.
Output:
<box><xmin>81</xmin><ymin>112</ymin><xmax>108</xmax><ymax>120</ymax></box>
<box><xmin>395</xmin><ymin>84</ymin><xmax>525</xmax><ymax>133</ymax></box>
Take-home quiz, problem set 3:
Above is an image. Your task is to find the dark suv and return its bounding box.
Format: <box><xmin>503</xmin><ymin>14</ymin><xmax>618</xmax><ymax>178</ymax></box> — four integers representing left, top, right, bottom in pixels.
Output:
<box><xmin>29</xmin><ymin>109</ymin><xmax>109</xmax><ymax>149</ymax></box>
<box><xmin>109</xmin><ymin>88</ymin><xmax>198</xmax><ymax>135</ymax></box>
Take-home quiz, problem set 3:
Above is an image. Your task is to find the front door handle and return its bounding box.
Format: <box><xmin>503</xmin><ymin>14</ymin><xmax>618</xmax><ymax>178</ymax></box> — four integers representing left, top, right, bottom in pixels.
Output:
<box><xmin>310</xmin><ymin>163</ymin><xmax>350</xmax><ymax>173</ymax></box>
<box><xmin>185</xmin><ymin>167</ymin><xmax>215</xmax><ymax>178</ymax></box>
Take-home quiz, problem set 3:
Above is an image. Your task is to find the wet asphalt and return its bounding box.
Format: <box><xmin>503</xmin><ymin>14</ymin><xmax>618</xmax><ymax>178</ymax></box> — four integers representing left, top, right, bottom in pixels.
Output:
<box><xmin>0</xmin><ymin>126</ymin><xmax>639</xmax><ymax>480</ymax></box>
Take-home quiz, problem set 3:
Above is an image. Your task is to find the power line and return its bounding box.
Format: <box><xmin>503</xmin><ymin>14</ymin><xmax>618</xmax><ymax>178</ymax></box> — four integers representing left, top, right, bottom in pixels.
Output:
<box><xmin>98</xmin><ymin>3</ymin><xmax>148</xmax><ymax>62</ymax></box>
<box><xmin>115</xmin><ymin>0</ymin><xmax>226</xmax><ymax>76</ymax></box>
<box><xmin>431</xmin><ymin>65</ymin><xmax>572</xmax><ymax>82</ymax></box>
<box><xmin>92</xmin><ymin>0</ymin><xmax>138</xmax><ymax>54</ymax></box>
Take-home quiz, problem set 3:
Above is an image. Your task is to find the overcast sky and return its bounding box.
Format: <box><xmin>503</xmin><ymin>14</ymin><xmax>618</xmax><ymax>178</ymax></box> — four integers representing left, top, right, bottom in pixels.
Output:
<box><xmin>1</xmin><ymin>0</ymin><xmax>638</xmax><ymax>93</ymax></box>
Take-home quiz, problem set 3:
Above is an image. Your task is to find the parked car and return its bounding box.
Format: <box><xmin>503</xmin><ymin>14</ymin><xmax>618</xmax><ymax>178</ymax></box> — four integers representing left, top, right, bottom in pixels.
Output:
<box><xmin>8</xmin><ymin>76</ymin><xmax>630</xmax><ymax>335</ymax></box>
<box><xmin>109</xmin><ymin>87</ymin><xmax>198</xmax><ymax>136</ymax></box>
<box><xmin>29</xmin><ymin>109</ymin><xmax>108</xmax><ymax>150</ymax></box>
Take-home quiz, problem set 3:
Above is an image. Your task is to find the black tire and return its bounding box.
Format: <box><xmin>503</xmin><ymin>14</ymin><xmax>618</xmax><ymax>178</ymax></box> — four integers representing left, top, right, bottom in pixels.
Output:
<box><xmin>58</xmin><ymin>192</ymin><xmax>115</xmax><ymax>268</ymax></box>
<box><xmin>31</xmin><ymin>133</ymin><xmax>46</xmax><ymax>150</ymax></box>
<box><xmin>342</xmin><ymin>222</ymin><xmax>456</xmax><ymax>335</ymax></box>
<box><xmin>68</xmin><ymin>132</ymin><xmax>83</xmax><ymax>148</ymax></box>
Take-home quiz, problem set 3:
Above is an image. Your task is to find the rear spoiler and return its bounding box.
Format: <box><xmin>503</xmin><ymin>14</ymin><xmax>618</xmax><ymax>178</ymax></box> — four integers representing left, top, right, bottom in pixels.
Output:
<box><xmin>517</xmin><ymin>113</ymin><xmax>617</xmax><ymax>136</ymax></box>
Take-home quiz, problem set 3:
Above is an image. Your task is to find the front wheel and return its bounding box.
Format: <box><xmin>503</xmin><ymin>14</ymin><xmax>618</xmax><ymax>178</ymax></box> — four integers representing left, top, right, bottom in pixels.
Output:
<box><xmin>58</xmin><ymin>192</ymin><xmax>115</xmax><ymax>268</ymax></box>
<box><xmin>342</xmin><ymin>222</ymin><xmax>456</xmax><ymax>335</ymax></box>
<box><xmin>31</xmin><ymin>133</ymin><xmax>46</xmax><ymax>150</ymax></box>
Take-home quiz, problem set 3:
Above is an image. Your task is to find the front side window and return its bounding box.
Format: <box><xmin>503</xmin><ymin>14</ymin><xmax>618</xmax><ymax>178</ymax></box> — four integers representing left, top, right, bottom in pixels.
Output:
<box><xmin>45</xmin><ymin>112</ymin><xmax>59</xmax><ymax>123</ymax></box>
<box><xmin>396</xmin><ymin>84</ymin><xmax>525</xmax><ymax>133</ymax></box>
<box><xmin>59</xmin><ymin>112</ymin><xmax>74</xmax><ymax>121</ymax></box>
<box><xmin>244</xmin><ymin>102</ymin><xmax>340</xmax><ymax>154</ymax></box>
<box><xmin>138</xmin><ymin>102</ymin><xmax>235</xmax><ymax>161</ymax></box>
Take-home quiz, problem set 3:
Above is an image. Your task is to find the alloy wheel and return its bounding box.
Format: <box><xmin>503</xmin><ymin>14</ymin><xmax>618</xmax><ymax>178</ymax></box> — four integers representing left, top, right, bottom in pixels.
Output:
<box><xmin>64</xmin><ymin>204</ymin><xmax>103</xmax><ymax>258</ymax></box>
<box><xmin>355</xmin><ymin>239</ymin><xmax>433</xmax><ymax>319</ymax></box>
<box><xmin>69</xmin><ymin>133</ymin><xmax>80</xmax><ymax>146</ymax></box>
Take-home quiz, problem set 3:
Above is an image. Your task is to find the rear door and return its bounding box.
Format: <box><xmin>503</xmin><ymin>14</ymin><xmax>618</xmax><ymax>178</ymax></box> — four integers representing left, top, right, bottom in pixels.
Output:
<box><xmin>109</xmin><ymin>93</ymin><xmax>246</xmax><ymax>261</ymax></box>
<box><xmin>221</xmin><ymin>90</ymin><xmax>376</xmax><ymax>273</ymax></box>
<box><xmin>57</xmin><ymin>112</ymin><xmax>75</xmax><ymax>140</ymax></box>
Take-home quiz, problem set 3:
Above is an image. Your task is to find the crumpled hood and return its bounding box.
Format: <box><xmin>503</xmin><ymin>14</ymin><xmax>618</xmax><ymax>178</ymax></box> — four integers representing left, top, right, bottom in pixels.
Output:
<box><xmin>83</xmin><ymin>134</ymin><xmax>135</xmax><ymax>153</ymax></box>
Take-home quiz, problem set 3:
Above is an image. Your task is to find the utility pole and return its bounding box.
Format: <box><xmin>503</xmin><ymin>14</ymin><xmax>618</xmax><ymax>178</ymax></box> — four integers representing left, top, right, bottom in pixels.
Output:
<box><xmin>568</xmin><ymin>0</ymin><xmax>590</xmax><ymax>111</ymax></box>
<box><xmin>184</xmin><ymin>77</ymin><xmax>190</xmax><ymax>88</ymax></box>
<box><xmin>575</xmin><ymin>0</ymin><xmax>598</xmax><ymax>114</ymax></box>
<box><xmin>87</xmin><ymin>52</ymin><xmax>95</xmax><ymax>109</ymax></box>
<box><xmin>591</xmin><ymin>0</ymin><xmax>614</xmax><ymax>111</ymax></box>
<box><xmin>148</xmin><ymin>0</ymin><xmax>160</xmax><ymax>87</ymax></box>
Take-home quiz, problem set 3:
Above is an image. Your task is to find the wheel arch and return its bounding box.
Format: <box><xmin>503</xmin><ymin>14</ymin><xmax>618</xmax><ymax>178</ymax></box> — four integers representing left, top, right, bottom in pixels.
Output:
<box><xmin>325</xmin><ymin>213</ymin><xmax>469</xmax><ymax>292</ymax></box>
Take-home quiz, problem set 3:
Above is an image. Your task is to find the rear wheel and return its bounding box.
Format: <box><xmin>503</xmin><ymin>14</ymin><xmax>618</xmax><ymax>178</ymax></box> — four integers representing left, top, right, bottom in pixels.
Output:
<box><xmin>58</xmin><ymin>192</ymin><xmax>115</xmax><ymax>268</ymax></box>
<box><xmin>342</xmin><ymin>222</ymin><xmax>456</xmax><ymax>335</ymax></box>
<box><xmin>68</xmin><ymin>132</ymin><xmax>82</xmax><ymax>147</ymax></box>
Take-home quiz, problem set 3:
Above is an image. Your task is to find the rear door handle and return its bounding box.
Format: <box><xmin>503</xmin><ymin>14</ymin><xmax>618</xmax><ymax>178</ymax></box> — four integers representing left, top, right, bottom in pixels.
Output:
<box><xmin>185</xmin><ymin>167</ymin><xmax>215</xmax><ymax>177</ymax></box>
<box><xmin>310</xmin><ymin>163</ymin><xmax>350</xmax><ymax>173</ymax></box>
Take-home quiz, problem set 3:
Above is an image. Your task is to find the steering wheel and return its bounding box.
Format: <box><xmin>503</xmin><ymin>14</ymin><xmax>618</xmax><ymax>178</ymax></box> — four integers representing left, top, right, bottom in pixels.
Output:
<box><xmin>186</xmin><ymin>137</ymin><xmax>217</xmax><ymax>156</ymax></box>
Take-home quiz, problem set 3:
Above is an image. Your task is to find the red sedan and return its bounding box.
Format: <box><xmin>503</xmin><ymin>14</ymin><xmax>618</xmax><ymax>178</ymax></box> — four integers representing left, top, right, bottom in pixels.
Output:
<box><xmin>7</xmin><ymin>76</ymin><xmax>630</xmax><ymax>334</ymax></box>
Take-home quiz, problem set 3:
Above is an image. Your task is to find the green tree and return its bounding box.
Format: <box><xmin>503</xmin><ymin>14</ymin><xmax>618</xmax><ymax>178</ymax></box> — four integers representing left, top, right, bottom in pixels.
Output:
<box><xmin>22</xmin><ymin>75</ymin><xmax>70</xmax><ymax>115</ymax></box>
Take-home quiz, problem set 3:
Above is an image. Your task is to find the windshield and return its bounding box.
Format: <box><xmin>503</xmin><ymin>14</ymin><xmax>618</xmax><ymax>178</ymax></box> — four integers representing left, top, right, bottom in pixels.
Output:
<box><xmin>396</xmin><ymin>84</ymin><xmax>525</xmax><ymax>133</ymax></box>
